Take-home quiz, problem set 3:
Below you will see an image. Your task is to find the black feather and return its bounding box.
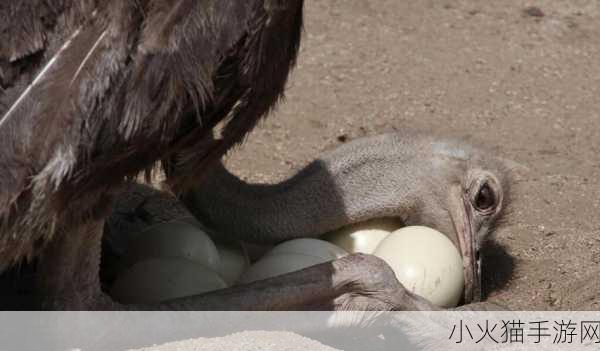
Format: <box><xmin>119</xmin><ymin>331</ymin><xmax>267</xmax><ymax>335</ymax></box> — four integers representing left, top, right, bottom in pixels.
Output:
<box><xmin>0</xmin><ymin>0</ymin><xmax>304</xmax><ymax>269</ymax></box>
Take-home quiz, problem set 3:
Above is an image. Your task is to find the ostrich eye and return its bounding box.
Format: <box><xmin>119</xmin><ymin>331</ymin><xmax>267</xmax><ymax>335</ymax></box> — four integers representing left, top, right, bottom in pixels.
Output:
<box><xmin>474</xmin><ymin>183</ymin><xmax>496</xmax><ymax>212</ymax></box>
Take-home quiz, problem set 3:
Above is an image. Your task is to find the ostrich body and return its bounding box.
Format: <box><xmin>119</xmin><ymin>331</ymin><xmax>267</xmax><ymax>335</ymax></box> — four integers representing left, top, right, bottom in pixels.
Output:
<box><xmin>0</xmin><ymin>0</ymin><xmax>303</xmax><ymax>308</ymax></box>
<box><xmin>107</xmin><ymin>133</ymin><xmax>510</xmax><ymax>310</ymax></box>
<box><xmin>0</xmin><ymin>1</ymin><xmax>510</xmax><ymax>312</ymax></box>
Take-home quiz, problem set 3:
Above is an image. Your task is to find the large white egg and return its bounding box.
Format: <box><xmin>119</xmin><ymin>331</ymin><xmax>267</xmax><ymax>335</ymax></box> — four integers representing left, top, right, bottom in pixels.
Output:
<box><xmin>111</xmin><ymin>258</ymin><xmax>227</xmax><ymax>304</ymax></box>
<box><xmin>266</xmin><ymin>238</ymin><xmax>348</xmax><ymax>260</ymax></box>
<box><xmin>238</xmin><ymin>239</ymin><xmax>347</xmax><ymax>284</ymax></box>
<box><xmin>373</xmin><ymin>226</ymin><xmax>464</xmax><ymax>307</ymax></box>
<box><xmin>323</xmin><ymin>218</ymin><xmax>402</xmax><ymax>254</ymax></box>
<box><xmin>237</xmin><ymin>253</ymin><xmax>329</xmax><ymax>285</ymax></box>
<box><xmin>122</xmin><ymin>221</ymin><xmax>220</xmax><ymax>271</ymax></box>
<box><xmin>214</xmin><ymin>242</ymin><xmax>250</xmax><ymax>285</ymax></box>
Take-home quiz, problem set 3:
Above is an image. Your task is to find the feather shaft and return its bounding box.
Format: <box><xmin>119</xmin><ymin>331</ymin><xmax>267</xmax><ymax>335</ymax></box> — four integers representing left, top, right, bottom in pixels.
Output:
<box><xmin>0</xmin><ymin>28</ymin><xmax>82</xmax><ymax>129</ymax></box>
<box><xmin>70</xmin><ymin>29</ymin><xmax>108</xmax><ymax>85</ymax></box>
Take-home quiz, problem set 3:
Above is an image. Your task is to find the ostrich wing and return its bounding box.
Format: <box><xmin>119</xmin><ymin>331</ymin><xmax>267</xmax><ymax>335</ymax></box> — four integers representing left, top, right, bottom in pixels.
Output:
<box><xmin>0</xmin><ymin>0</ymin><xmax>145</xmax><ymax>265</ymax></box>
<box><xmin>0</xmin><ymin>0</ymin><xmax>303</xmax><ymax>267</ymax></box>
<box><xmin>1</xmin><ymin>0</ymin><xmax>99</xmax><ymax>217</ymax></box>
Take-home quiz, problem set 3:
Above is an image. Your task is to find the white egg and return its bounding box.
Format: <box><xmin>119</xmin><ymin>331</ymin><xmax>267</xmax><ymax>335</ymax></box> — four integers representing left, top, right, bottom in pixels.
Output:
<box><xmin>123</xmin><ymin>220</ymin><xmax>221</xmax><ymax>271</ymax></box>
<box><xmin>214</xmin><ymin>242</ymin><xmax>250</xmax><ymax>285</ymax></box>
<box><xmin>323</xmin><ymin>218</ymin><xmax>402</xmax><ymax>254</ymax></box>
<box><xmin>373</xmin><ymin>226</ymin><xmax>464</xmax><ymax>308</ymax></box>
<box><xmin>111</xmin><ymin>258</ymin><xmax>227</xmax><ymax>304</ymax></box>
<box><xmin>237</xmin><ymin>239</ymin><xmax>347</xmax><ymax>284</ymax></box>
<box><xmin>237</xmin><ymin>253</ymin><xmax>329</xmax><ymax>285</ymax></box>
<box><xmin>266</xmin><ymin>238</ymin><xmax>348</xmax><ymax>260</ymax></box>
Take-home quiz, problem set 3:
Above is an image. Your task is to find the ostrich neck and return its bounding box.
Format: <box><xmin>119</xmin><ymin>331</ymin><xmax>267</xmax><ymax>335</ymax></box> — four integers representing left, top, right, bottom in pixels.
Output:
<box><xmin>186</xmin><ymin>146</ymin><xmax>418</xmax><ymax>244</ymax></box>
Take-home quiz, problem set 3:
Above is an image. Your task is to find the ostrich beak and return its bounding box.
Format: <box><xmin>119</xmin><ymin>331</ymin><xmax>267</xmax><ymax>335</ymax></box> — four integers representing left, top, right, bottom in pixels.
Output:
<box><xmin>449</xmin><ymin>186</ymin><xmax>482</xmax><ymax>304</ymax></box>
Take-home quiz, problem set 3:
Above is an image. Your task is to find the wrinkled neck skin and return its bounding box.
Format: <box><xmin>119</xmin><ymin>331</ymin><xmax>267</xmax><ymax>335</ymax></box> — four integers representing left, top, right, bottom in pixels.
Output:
<box><xmin>185</xmin><ymin>137</ymin><xmax>427</xmax><ymax>244</ymax></box>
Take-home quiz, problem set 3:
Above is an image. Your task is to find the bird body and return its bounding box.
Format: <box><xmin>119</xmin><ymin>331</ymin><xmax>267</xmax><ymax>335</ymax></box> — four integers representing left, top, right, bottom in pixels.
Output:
<box><xmin>0</xmin><ymin>2</ymin><xmax>511</xmax><ymax>313</ymax></box>
<box><xmin>0</xmin><ymin>0</ymin><xmax>304</xmax><ymax>268</ymax></box>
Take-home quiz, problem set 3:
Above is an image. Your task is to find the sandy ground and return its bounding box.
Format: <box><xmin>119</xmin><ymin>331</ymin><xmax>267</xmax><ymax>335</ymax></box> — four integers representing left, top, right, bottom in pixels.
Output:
<box><xmin>223</xmin><ymin>0</ymin><xmax>600</xmax><ymax>310</ymax></box>
<box><xmin>129</xmin><ymin>331</ymin><xmax>339</xmax><ymax>351</ymax></box>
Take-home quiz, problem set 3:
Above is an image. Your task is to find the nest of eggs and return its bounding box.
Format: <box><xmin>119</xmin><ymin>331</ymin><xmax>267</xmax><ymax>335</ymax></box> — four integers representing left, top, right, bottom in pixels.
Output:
<box><xmin>103</xmin><ymin>218</ymin><xmax>464</xmax><ymax>308</ymax></box>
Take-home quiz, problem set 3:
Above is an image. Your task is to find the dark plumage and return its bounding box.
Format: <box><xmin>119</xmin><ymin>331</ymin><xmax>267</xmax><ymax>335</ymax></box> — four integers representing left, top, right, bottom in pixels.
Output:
<box><xmin>0</xmin><ymin>1</ymin><xmax>511</xmax><ymax>315</ymax></box>
<box><xmin>0</xmin><ymin>0</ymin><xmax>304</xmax><ymax>268</ymax></box>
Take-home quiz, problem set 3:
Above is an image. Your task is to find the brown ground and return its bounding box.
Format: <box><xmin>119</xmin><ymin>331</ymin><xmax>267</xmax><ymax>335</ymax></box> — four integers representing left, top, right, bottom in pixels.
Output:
<box><xmin>224</xmin><ymin>0</ymin><xmax>600</xmax><ymax>310</ymax></box>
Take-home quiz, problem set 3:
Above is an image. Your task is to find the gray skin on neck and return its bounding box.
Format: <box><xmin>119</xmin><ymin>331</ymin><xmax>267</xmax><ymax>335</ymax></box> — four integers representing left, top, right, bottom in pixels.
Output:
<box><xmin>185</xmin><ymin>133</ymin><xmax>509</xmax><ymax>249</ymax></box>
<box><xmin>183</xmin><ymin>133</ymin><xmax>510</xmax><ymax>304</ymax></box>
